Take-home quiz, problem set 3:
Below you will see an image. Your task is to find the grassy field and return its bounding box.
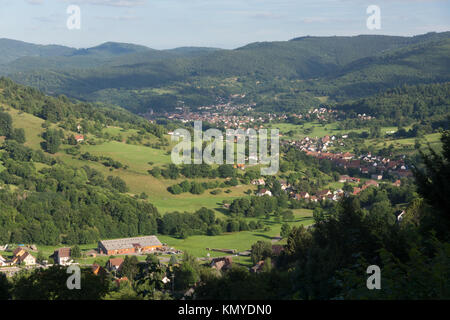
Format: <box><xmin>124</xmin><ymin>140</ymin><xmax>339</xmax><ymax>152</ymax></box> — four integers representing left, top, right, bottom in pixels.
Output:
<box><xmin>364</xmin><ymin>133</ymin><xmax>442</xmax><ymax>150</ymax></box>
<box><xmin>0</xmin><ymin>210</ymin><xmax>313</xmax><ymax>262</ymax></box>
<box><xmin>274</xmin><ymin>121</ymin><xmax>401</xmax><ymax>140</ymax></box>
<box><xmin>6</xmin><ymin>107</ymin><xmax>45</xmax><ymax>148</ymax></box>
<box><xmin>159</xmin><ymin>209</ymin><xmax>313</xmax><ymax>257</ymax></box>
<box><xmin>79</xmin><ymin>141</ymin><xmax>171</xmax><ymax>172</ymax></box>
<box><xmin>3</xmin><ymin>107</ymin><xmax>252</xmax><ymax>215</ymax></box>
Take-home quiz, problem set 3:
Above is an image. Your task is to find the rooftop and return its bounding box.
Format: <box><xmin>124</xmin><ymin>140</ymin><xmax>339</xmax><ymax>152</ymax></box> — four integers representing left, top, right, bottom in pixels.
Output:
<box><xmin>99</xmin><ymin>235</ymin><xmax>162</xmax><ymax>251</ymax></box>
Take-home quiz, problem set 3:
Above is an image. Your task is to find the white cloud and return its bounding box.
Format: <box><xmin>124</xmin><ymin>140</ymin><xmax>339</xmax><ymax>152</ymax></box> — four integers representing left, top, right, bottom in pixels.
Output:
<box><xmin>26</xmin><ymin>0</ymin><xmax>44</xmax><ymax>4</ymax></box>
<box><xmin>60</xmin><ymin>0</ymin><xmax>146</xmax><ymax>7</ymax></box>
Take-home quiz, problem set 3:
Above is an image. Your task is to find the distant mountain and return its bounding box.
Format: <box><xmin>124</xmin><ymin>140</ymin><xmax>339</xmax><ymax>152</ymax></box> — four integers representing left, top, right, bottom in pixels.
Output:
<box><xmin>0</xmin><ymin>38</ymin><xmax>74</xmax><ymax>65</ymax></box>
<box><xmin>164</xmin><ymin>47</ymin><xmax>223</xmax><ymax>57</ymax></box>
<box><xmin>1</xmin><ymin>32</ymin><xmax>449</xmax><ymax>114</ymax></box>
<box><xmin>70</xmin><ymin>41</ymin><xmax>151</xmax><ymax>57</ymax></box>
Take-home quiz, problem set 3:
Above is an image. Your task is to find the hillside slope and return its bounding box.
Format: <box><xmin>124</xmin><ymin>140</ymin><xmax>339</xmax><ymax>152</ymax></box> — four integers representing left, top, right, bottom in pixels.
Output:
<box><xmin>2</xmin><ymin>32</ymin><xmax>450</xmax><ymax>114</ymax></box>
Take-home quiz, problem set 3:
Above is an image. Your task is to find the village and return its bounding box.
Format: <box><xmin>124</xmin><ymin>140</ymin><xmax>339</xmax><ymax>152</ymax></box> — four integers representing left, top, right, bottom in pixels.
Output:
<box><xmin>282</xmin><ymin>132</ymin><xmax>413</xmax><ymax>180</ymax></box>
<box><xmin>0</xmin><ymin>234</ymin><xmax>283</xmax><ymax>283</ymax></box>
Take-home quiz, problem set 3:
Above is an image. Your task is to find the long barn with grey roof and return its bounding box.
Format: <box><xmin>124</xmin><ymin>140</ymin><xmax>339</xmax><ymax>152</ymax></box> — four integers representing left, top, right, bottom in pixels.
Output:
<box><xmin>98</xmin><ymin>236</ymin><xmax>163</xmax><ymax>255</ymax></box>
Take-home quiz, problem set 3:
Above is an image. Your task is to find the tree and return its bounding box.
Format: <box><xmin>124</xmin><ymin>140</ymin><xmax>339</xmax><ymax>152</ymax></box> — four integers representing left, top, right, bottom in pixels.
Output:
<box><xmin>10</xmin><ymin>128</ymin><xmax>26</xmax><ymax>143</ymax></box>
<box><xmin>227</xmin><ymin>220</ymin><xmax>240</xmax><ymax>232</ymax></box>
<box><xmin>281</xmin><ymin>210</ymin><xmax>294</xmax><ymax>221</ymax></box>
<box><xmin>149</xmin><ymin>167</ymin><xmax>161</xmax><ymax>178</ymax></box>
<box><xmin>250</xmin><ymin>241</ymin><xmax>272</xmax><ymax>264</ymax></box>
<box><xmin>169</xmin><ymin>255</ymin><xmax>178</xmax><ymax>266</ymax></box>
<box><xmin>71</xmin><ymin>245</ymin><xmax>81</xmax><ymax>259</ymax></box>
<box><xmin>174</xmin><ymin>253</ymin><xmax>200</xmax><ymax>291</ymax></box>
<box><xmin>413</xmin><ymin>130</ymin><xmax>450</xmax><ymax>240</ymax></box>
<box><xmin>0</xmin><ymin>111</ymin><xmax>12</xmax><ymax>137</ymax></box>
<box><xmin>218</xmin><ymin>164</ymin><xmax>235</xmax><ymax>178</ymax></box>
<box><xmin>207</xmin><ymin>224</ymin><xmax>222</xmax><ymax>236</ymax></box>
<box><xmin>43</xmin><ymin>129</ymin><xmax>62</xmax><ymax>154</ymax></box>
<box><xmin>145</xmin><ymin>254</ymin><xmax>159</xmax><ymax>266</ymax></box>
<box><xmin>107</xmin><ymin>176</ymin><xmax>129</xmax><ymax>193</ymax></box>
<box><xmin>190</xmin><ymin>182</ymin><xmax>205</xmax><ymax>195</ymax></box>
<box><xmin>280</xmin><ymin>223</ymin><xmax>291</xmax><ymax>238</ymax></box>
<box><xmin>261</xmin><ymin>257</ymin><xmax>272</xmax><ymax>272</ymax></box>
<box><xmin>10</xmin><ymin>266</ymin><xmax>109</xmax><ymax>300</ymax></box>
<box><xmin>67</xmin><ymin>134</ymin><xmax>77</xmax><ymax>145</ymax></box>
<box><xmin>0</xmin><ymin>273</ymin><xmax>11</xmax><ymax>300</ymax></box>
<box><xmin>121</xmin><ymin>256</ymin><xmax>139</xmax><ymax>280</ymax></box>
<box><xmin>343</xmin><ymin>182</ymin><xmax>354</xmax><ymax>193</ymax></box>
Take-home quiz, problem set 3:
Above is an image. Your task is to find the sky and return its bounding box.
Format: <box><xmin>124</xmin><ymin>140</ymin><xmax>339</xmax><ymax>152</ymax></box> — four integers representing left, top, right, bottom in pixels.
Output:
<box><xmin>0</xmin><ymin>0</ymin><xmax>449</xmax><ymax>49</ymax></box>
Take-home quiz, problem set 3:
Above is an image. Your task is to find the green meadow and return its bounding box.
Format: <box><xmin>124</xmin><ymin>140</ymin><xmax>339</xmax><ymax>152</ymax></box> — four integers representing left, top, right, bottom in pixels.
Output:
<box><xmin>364</xmin><ymin>133</ymin><xmax>442</xmax><ymax>150</ymax></box>
<box><xmin>0</xmin><ymin>209</ymin><xmax>313</xmax><ymax>261</ymax></box>
<box><xmin>273</xmin><ymin>121</ymin><xmax>400</xmax><ymax>140</ymax></box>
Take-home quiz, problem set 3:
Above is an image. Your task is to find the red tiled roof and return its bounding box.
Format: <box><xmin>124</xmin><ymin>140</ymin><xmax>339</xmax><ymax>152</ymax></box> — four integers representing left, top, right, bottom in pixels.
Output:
<box><xmin>108</xmin><ymin>258</ymin><xmax>124</xmax><ymax>267</ymax></box>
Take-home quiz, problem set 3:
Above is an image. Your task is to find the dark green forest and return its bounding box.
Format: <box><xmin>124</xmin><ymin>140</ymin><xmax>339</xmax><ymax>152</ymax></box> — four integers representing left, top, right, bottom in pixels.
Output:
<box><xmin>1</xmin><ymin>32</ymin><xmax>449</xmax><ymax>114</ymax></box>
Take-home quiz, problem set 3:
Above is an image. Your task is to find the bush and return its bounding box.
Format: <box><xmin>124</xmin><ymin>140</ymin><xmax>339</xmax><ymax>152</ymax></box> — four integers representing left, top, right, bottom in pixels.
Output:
<box><xmin>227</xmin><ymin>220</ymin><xmax>240</xmax><ymax>232</ymax></box>
<box><xmin>207</xmin><ymin>225</ymin><xmax>222</xmax><ymax>236</ymax></box>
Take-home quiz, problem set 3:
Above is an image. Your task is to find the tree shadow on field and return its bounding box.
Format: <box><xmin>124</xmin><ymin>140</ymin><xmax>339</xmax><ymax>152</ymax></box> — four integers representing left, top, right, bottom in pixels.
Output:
<box><xmin>215</xmin><ymin>207</ymin><xmax>230</xmax><ymax>215</ymax></box>
<box><xmin>253</xmin><ymin>234</ymin><xmax>273</xmax><ymax>240</ymax></box>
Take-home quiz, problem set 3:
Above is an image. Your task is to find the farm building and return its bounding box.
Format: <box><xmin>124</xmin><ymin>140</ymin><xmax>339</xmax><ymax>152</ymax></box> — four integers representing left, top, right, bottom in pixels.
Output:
<box><xmin>53</xmin><ymin>247</ymin><xmax>72</xmax><ymax>266</ymax></box>
<box><xmin>11</xmin><ymin>249</ymin><xmax>36</xmax><ymax>266</ymax></box>
<box><xmin>98</xmin><ymin>235</ymin><xmax>162</xmax><ymax>255</ymax></box>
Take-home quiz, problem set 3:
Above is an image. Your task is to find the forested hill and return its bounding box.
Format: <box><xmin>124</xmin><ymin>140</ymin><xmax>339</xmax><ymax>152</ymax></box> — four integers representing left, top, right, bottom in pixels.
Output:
<box><xmin>1</xmin><ymin>32</ymin><xmax>449</xmax><ymax>114</ymax></box>
<box><xmin>0</xmin><ymin>77</ymin><xmax>165</xmax><ymax>138</ymax></box>
<box><xmin>0</xmin><ymin>39</ymin><xmax>73</xmax><ymax>65</ymax></box>
<box><xmin>335</xmin><ymin>82</ymin><xmax>450</xmax><ymax>127</ymax></box>
<box><xmin>0</xmin><ymin>78</ymin><xmax>163</xmax><ymax>246</ymax></box>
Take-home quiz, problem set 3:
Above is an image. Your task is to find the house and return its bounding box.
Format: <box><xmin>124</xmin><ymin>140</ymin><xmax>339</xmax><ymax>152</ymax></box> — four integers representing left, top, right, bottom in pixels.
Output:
<box><xmin>257</xmin><ymin>189</ymin><xmax>272</xmax><ymax>197</ymax></box>
<box><xmin>210</xmin><ymin>256</ymin><xmax>233</xmax><ymax>272</ymax></box>
<box><xmin>363</xmin><ymin>180</ymin><xmax>379</xmax><ymax>189</ymax></box>
<box><xmin>0</xmin><ymin>255</ymin><xmax>7</xmax><ymax>266</ymax></box>
<box><xmin>12</xmin><ymin>247</ymin><xmax>26</xmax><ymax>258</ymax></box>
<box><xmin>250</xmin><ymin>260</ymin><xmax>266</xmax><ymax>273</ymax></box>
<box><xmin>294</xmin><ymin>192</ymin><xmax>310</xmax><ymax>201</ymax></box>
<box><xmin>339</xmin><ymin>175</ymin><xmax>360</xmax><ymax>183</ymax></box>
<box><xmin>342</xmin><ymin>152</ymin><xmax>353</xmax><ymax>160</ymax></box>
<box><xmin>53</xmin><ymin>247</ymin><xmax>72</xmax><ymax>266</ymax></box>
<box><xmin>92</xmin><ymin>263</ymin><xmax>101</xmax><ymax>275</ymax></box>
<box><xmin>279</xmin><ymin>180</ymin><xmax>291</xmax><ymax>191</ymax></box>
<box><xmin>98</xmin><ymin>235</ymin><xmax>163</xmax><ymax>255</ymax></box>
<box><xmin>317</xmin><ymin>190</ymin><xmax>332</xmax><ymax>200</ymax></box>
<box><xmin>115</xmin><ymin>277</ymin><xmax>129</xmax><ymax>287</ymax></box>
<box><xmin>352</xmin><ymin>187</ymin><xmax>362</xmax><ymax>195</ymax></box>
<box><xmin>251</xmin><ymin>178</ymin><xmax>265</xmax><ymax>186</ymax></box>
<box><xmin>250</xmin><ymin>259</ymin><xmax>275</xmax><ymax>273</ymax></box>
<box><xmin>11</xmin><ymin>247</ymin><xmax>34</xmax><ymax>265</ymax></box>
<box><xmin>393</xmin><ymin>180</ymin><xmax>401</xmax><ymax>187</ymax></box>
<box><xmin>309</xmin><ymin>196</ymin><xmax>318</xmax><ymax>202</ymax></box>
<box><xmin>371</xmin><ymin>174</ymin><xmax>383</xmax><ymax>180</ymax></box>
<box><xmin>92</xmin><ymin>263</ymin><xmax>107</xmax><ymax>276</ymax></box>
<box><xmin>162</xmin><ymin>276</ymin><xmax>171</xmax><ymax>284</ymax></box>
<box><xmin>20</xmin><ymin>252</ymin><xmax>36</xmax><ymax>265</ymax></box>
<box><xmin>327</xmin><ymin>194</ymin><xmax>339</xmax><ymax>201</ymax></box>
<box><xmin>107</xmin><ymin>258</ymin><xmax>124</xmax><ymax>272</ymax></box>
<box><xmin>397</xmin><ymin>210</ymin><xmax>406</xmax><ymax>222</ymax></box>
<box><xmin>75</xmin><ymin>135</ymin><xmax>84</xmax><ymax>142</ymax></box>
<box><xmin>12</xmin><ymin>251</ymin><xmax>36</xmax><ymax>266</ymax></box>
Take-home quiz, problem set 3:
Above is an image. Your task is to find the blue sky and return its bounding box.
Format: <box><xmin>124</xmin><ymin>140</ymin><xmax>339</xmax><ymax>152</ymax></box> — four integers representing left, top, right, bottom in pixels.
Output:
<box><xmin>0</xmin><ymin>0</ymin><xmax>449</xmax><ymax>49</ymax></box>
